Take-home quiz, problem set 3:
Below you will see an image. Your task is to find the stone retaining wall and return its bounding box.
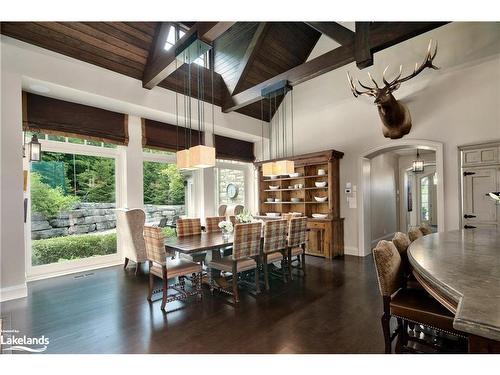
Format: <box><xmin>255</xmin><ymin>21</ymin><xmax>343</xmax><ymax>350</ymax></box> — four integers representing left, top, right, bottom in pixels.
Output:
<box><xmin>31</xmin><ymin>203</ymin><xmax>185</xmax><ymax>240</ymax></box>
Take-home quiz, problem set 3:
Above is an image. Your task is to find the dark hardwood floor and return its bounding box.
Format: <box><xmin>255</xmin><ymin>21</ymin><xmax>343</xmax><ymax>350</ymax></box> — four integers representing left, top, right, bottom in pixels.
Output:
<box><xmin>0</xmin><ymin>255</ymin><xmax>385</xmax><ymax>354</ymax></box>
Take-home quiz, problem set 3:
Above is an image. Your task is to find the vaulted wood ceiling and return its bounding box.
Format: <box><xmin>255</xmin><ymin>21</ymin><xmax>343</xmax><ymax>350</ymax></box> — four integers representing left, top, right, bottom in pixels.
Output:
<box><xmin>0</xmin><ymin>21</ymin><xmax>447</xmax><ymax>122</ymax></box>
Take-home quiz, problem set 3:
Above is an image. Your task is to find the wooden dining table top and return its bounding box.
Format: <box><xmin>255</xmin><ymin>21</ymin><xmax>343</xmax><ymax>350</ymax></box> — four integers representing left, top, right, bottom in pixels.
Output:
<box><xmin>164</xmin><ymin>232</ymin><xmax>234</xmax><ymax>254</ymax></box>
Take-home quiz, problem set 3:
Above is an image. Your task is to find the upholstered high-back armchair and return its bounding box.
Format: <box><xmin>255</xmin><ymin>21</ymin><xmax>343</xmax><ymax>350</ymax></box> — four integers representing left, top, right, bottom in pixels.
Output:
<box><xmin>287</xmin><ymin>217</ymin><xmax>308</xmax><ymax>277</ymax></box>
<box><xmin>116</xmin><ymin>208</ymin><xmax>146</xmax><ymax>275</ymax></box>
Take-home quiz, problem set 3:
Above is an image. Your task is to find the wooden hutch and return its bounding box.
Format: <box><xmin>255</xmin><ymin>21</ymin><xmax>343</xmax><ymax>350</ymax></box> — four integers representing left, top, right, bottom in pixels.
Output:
<box><xmin>255</xmin><ymin>150</ymin><xmax>344</xmax><ymax>258</ymax></box>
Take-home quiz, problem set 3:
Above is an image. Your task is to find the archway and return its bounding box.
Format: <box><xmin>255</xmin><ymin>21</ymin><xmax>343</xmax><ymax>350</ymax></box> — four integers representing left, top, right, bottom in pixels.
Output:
<box><xmin>357</xmin><ymin>139</ymin><xmax>445</xmax><ymax>256</ymax></box>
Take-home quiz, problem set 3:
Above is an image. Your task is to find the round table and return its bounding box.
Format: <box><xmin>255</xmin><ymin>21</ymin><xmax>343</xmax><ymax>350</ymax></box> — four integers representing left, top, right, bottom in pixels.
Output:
<box><xmin>408</xmin><ymin>228</ymin><xmax>500</xmax><ymax>352</ymax></box>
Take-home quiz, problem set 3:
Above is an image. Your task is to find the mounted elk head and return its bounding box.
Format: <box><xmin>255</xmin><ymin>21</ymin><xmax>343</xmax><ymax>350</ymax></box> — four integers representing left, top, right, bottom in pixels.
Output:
<box><xmin>347</xmin><ymin>40</ymin><xmax>439</xmax><ymax>139</ymax></box>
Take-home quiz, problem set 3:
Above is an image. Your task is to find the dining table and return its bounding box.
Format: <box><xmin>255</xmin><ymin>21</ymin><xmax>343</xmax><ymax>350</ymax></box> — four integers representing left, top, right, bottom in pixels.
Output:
<box><xmin>408</xmin><ymin>228</ymin><xmax>500</xmax><ymax>353</ymax></box>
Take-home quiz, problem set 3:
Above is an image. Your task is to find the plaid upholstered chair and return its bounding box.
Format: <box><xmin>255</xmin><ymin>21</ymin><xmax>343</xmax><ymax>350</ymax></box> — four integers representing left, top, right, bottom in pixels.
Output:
<box><xmin>207</xmin><ymin>222</ymin><xmax>262</xmax><ymax>303</ymax></box>
<box><xmin>408</xmin><ymin>227</ymin><xmax>424</xmax><ymax>242</ymax></box>
<box><xmin>176</xmin><ymin>218</ymin><xmax>202</xmax><ymax>237</ymax></box>
<box><xmin>372</xmin><ymin>240</ymin><xmax>466</xmax><ymax>353</ymax></box>
<box><xmin>287</xmin><ymin>217</ymin><xmax>308</xmax><ymax>279</ymax></box>
<box><xmin>205</xmin><ymin>216</ymin><xmax>226</xmax><ymax>233</ymax></box>
<box><xmin>262</xmin><ymin>219</ymin><xmax>288</xmax><ymax>290</ymax></box>
<box><xmin>144</xmin><ymin>226</ymin><xmax>203</xmax><ymax>311</ymax></box>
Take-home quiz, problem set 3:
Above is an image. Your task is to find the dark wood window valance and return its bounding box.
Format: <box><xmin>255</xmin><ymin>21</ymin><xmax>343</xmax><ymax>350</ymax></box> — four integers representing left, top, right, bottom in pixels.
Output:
<box><xmin>142</xmin><ymin>118</ymin><xmax>203</xmax><ymax>151</ymax></box>
<box><xmin>22</xmin><ymin>92</ymin><xmax>128</xmax><ymax>145</ymax></box>
<box><xmin>214</xmin><ymin>134</ymin><xmax>255</xmax><ymax>163</ymax></box>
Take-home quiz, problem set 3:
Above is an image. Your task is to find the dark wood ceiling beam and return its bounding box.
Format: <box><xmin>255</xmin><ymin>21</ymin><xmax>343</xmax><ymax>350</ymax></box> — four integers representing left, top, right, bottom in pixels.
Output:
<box><xmin>223</xmin><ymin>22</ymin><xmax>447</xmax><ymax>113</ymax></box>
<box><xmin>142</xmin><ymin>22</ymin><xmax>235</xmax><ymax>89</ymax></box>
<box><xmin>354</xmin><ymin>22</ymin><xmax>373</xmax><ymax>69</ymax></box>
<box><xmin>223</xmin><ymin>43</ymin><xmax>355</xmax><ymax>113</ymax></box>
<box><xmin>305</xmin><ymin>22</ymin><xmax>354</xmax><ymax>45</ymax></box>
<box><xmin>231</xmin><ymin>22</ymin><xmax>270</xmax><ymax>95</ymax></box>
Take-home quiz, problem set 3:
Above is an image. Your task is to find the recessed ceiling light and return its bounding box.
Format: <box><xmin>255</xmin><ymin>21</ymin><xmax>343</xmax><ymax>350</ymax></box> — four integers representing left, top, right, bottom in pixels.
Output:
<box><xmin>29</xmin><ymin>84</ymin><xmax>50</xmax><ymax>93</ymax></box>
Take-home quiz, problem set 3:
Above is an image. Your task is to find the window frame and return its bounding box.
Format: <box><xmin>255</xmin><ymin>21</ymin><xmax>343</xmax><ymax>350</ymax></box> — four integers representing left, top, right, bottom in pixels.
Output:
<box><xmin>24</xmin><ymin>138</ymin><xmax>124</xmax><ymax>281</ymax></box>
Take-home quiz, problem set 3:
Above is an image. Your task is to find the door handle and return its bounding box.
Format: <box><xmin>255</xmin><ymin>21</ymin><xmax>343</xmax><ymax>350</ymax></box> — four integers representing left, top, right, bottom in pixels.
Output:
<box><xmin>463</xmin><ymin>214</ymin><xmax>476</xmax><ymax>219</ymax></box>
<box><xmin>464</xmin><ymin>225</ymin><xmax>477</xmax><ymax>229</ymax></box>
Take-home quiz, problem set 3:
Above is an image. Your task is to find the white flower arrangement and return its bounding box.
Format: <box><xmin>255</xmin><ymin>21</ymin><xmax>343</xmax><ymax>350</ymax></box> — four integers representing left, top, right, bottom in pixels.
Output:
<box><xmin>218</xmin><ymin>220</ymin><xmax>234</xmax><ymax>233</ymax></box>
<box><xmin>236</xmin><ymin>209</ymin><xmax>253</xmax><ymax>223</ymax></box>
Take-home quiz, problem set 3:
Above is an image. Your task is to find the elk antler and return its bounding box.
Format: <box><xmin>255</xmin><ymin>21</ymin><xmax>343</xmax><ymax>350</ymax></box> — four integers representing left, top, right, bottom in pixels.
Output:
<box><xmin>383</xmin><ymin>39</ymin><xmax>439</xmax><ymax>90</ymax></box>
<box><xmin>347</xmin><ymin>40</ymin><xmax>438</xmax><ymax>97</ymax></box>
<box><xmin>346</xmin><ymin>71</ymin><xmax>378</xmax><ymax>98</ymax></box>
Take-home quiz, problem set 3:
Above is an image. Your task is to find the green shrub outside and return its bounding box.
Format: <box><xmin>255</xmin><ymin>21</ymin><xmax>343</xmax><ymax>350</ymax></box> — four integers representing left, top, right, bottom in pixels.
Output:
<box><xmin>31</xmin><ymin>228</ymin><xmax>175</xmax><ymax>266</ymax></box>
<box><xmin>30</xmin><ymin>172</ymin><xmax>79</xmax><ymax>219</ymax></box>
<box><xmin>32</xmin><ymin>233</ymin><xmax>116</xmax><ymax>266</ymax></box>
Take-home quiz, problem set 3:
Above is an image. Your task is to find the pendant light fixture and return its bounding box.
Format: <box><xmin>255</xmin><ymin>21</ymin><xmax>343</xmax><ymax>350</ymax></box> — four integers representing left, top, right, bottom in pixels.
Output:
<box><xmin>175</xmin><ymin>58</ymin><xmax>192</xmax><ymax>171</ymax></box>
<box><xmin>174</xmin><ymin>30</ymin><xmax>215</xmax><ymax>169</ymax></box>
<box><xmin>28</xmin><ymin>134</ymin><xmax>42</xmax><ymax>162</ymax></box>
<box><xmin>261</xmin><ymin>81</ymin><xmax>294</xmax><ymax>176</ymax></box>
<box><xmin>412</xmin><ymin>148</ymin><xmax>424</xmax><ymax>173</ymax></box>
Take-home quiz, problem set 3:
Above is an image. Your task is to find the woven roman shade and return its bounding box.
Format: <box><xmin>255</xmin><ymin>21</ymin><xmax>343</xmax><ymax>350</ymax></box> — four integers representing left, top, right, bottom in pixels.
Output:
<box><xmin>214</xmin><ymin>134</ymin><xmax>255</xmax><ymax>163</ymax></box>
<box><xmin>142</xmin><ymin>118</ymin><xmax>203</xmax><ymax>151</ymax></box>
<box><xmin>22</xmin><ymin>92</ymin><xmax>128</xmax><ymax>145</ymax></box>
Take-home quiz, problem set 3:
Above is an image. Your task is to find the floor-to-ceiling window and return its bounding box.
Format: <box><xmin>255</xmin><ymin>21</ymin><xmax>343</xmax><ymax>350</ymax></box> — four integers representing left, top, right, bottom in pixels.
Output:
<box><xmin>142</xmin><ymin>148</ymin><xmax>187</xmax><ymax>226</ymax></box>
<box><xmin>25</xmin><ymin>133</ymin><xmax>122</xmax><ymax>278</ymax></box>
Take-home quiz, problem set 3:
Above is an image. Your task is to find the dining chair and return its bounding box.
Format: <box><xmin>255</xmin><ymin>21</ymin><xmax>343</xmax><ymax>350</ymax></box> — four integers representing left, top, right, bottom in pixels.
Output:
<box><xmin>373</xmin><ymin>240</ymin><xmax>467</xmax><ymax>353</ymax></box>
<box><xmin>262</xmin><ymin>219</ymin><xmax>289</xmax><ymax>290</ymax></box>
<box><xmin>207</xmin><ymin>222</ymin><xmax>262</xmax><ymax>303</ymax></box>
<box><xmin>228</xmin><ymin>215</ymin><xmax>237</xmax><ymax>226</ymax></box>
<box><xmin>176</xmin><ymin>218</ymin><xmax>202</xmax><ymax>237</ymax></box>
<box><xmin>408</xmin><ymin>227</ymin><xmax>424</xmax><ymax>242</ymax></box>
<box><xmin>205</xmin><ymin>216</ymin><xmax>226</xmax><ymax>233</ymax></box>
<box><xmin>143</xmin><ymin>226</ymin><xmax>203</xmax><ymax>311</ymax></box>
<box><xmin>176</xmin><ymin>218</ymin><xmax>205</xmax><ymax>262</ymax></box>
<box><xmin>419</xmin><ymin>223</ymin><xmax>433</xmax><ymax>235</ymax></box>
<box><xmin>287</xmin><ymin>217</ymin><xmax>308</xmax><ymax>279</ymax></box>
<box><xmin>116</xmin><ymin>208</ymin><xmax>146</xmax><ymax>275</ymax></box>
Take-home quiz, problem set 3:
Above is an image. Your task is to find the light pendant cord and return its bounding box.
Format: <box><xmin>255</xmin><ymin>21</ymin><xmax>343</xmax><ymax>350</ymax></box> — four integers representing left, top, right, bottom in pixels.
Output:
<box><xmin>291</xmin><ymin>89</ymin><xmax>294</xmax><ymax>157</ymax></box>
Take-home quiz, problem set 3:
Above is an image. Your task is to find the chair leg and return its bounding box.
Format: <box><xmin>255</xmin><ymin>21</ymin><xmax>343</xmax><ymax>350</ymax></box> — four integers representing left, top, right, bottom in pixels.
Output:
<box><xmin>160</xmin><ymin>276</ymin><xmax>168</xmax><ymax>310</ymax></box>
<box><xmin>124</xmin><ymin>257</ymin><xmax>129</xmax><ymax>269</ymax></box>
<box><xmin>286</xmin><ymin>249</ymin><xmax>293</xmax><ymax>281</ymax></box>
<box><xmin>263</xmin><ymin>255</ymin><xmax>270</xmax><ymax>291</ymax></box>
<box><xmin>196</xmin><ymin>272</ymin><xmax>203</xmax><ymax>300</ymax></box>
<box><xmin>280</xmin><ymin>259</ymin><xmax>287</xmax><ymax>283</ymax></box>
<box><xmin>381</xmin><ymin>313</ymin><xmax>392</xmax><ymax>354</ymax></box>
<box><xmin>232</xmin><ymin>263</ymin><xmax>239</xmax><ymax>303</ymax></box>
<box><xmin>254</xmin><ymin>257</ymin><xmax>261</xmax><ymax>294</ymax></box>
<box><xmin>135</xmin><ymin>262</ymin><xmax>141</xmax><ymax>276</ymax></box>
<box><xmin>147</xmin><ymin>273</ymin><xmax>154</xmax><ymax>301</ymax></box>
<box><xmin>208</xmin><ymin>267</ymin><xmax>215</xmax><ymax>295</ymax></box>
<box><xmin>301</xmin><ymin>250</ymin><xmax>306</xmax><ymax>276</ymax></box>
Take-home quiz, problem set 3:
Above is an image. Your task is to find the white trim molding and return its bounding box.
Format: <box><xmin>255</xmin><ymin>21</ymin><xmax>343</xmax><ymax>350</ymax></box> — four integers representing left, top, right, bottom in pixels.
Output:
<box><xmin>0</xmin><ymin>283</ymin><xmax>28</xmax><ymax>302</ymax></box>
<box><xmin>357</xmin><ymin>139</ymin><xmax>445</xmax><ymax>257</ymax></box>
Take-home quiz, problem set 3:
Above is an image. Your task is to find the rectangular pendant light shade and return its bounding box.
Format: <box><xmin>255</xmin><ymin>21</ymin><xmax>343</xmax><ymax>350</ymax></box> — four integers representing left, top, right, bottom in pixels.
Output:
<box><xmin>274</xmin><ymin>160</ymin><xmax>295</xmax><ymax>175</ymax></box>
<box><xmin>262</xmin><ymin>162</ymin><xmax>276</xmax><ymax>177</ymax></box>
<box><xmin>189</xmin><ymin>145</ymin><xmax>215</xmax><ymax>168</ymax></box>
<box><xmin>176</xmin><ymin>149</ymin><xmax>194</xmax><ymax>170</ymax></box>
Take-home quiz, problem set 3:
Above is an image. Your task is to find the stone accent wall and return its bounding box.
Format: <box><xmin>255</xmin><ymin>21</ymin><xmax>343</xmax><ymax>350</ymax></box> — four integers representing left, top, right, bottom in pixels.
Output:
<box><xmin>218</xmin><ymin>168</ymin><xmax>245</xmax><ymax>205</ymax></box>
<box><xmin>31</xmin><ymin>203</ymin><xmax>185</xmax><ymax>240</ymax></box>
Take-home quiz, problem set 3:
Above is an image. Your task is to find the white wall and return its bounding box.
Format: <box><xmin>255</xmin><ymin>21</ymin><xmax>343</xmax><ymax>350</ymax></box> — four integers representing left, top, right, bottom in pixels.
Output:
<box><xmin>370</xmin><ymin>153</ymin><xmax>398</xmax><ymax>246</ymax></box>
<box><xmin>285</xmin><ymin>23</ymin><xmax>500</xmax><ymax>255</ymax></box>
<box><xmin>0</xmin><ymin>36</ymin><xmax>264</xmax><ymax>300</ymax></box>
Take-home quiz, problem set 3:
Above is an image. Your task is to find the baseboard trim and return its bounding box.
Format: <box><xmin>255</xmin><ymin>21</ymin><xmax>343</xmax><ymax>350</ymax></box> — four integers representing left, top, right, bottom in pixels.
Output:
<box><xmin>26</xmin><ymin>260</ymin><xmax>123</xmax><ymax>282</ymax></box>
<box><xmin>344</xmin><ymin>246</ymin><xmax>360</xmax><ymax>256</ymax></box>
<box><xmin>0</xmin><ymin>283</ymin><xmax>28</xmax><ymax>302</ymax></box>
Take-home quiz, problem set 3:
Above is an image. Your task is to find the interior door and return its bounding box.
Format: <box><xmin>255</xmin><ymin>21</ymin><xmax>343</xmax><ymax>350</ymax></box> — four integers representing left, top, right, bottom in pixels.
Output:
<box><xmin>463</xmin><ymin>168</ymin><xmax>498</xmax><ymax>228</ymax></box>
